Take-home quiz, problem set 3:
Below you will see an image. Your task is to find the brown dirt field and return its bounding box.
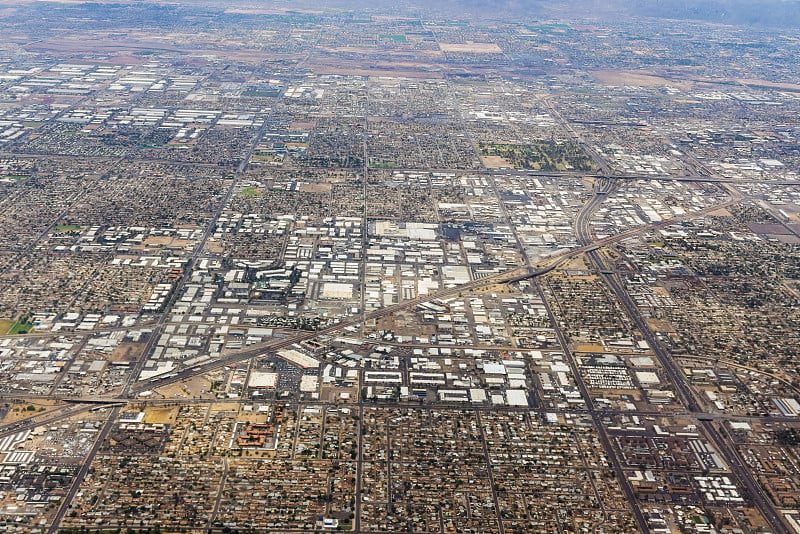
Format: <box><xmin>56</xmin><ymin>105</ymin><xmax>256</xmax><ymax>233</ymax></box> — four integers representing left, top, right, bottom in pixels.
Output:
<box><xmin>236</xmin><ymin>411</ymin><xmax>268</xmax><ymax>423</ymax></box>
<box><xmin>299</xmin><ymin>183</ymin><xmax>331</xmax><ymax>193</ymax></box>
<box><xmin>645</xmin><ymin>318</ymin><xmax>675</xmax><ymax>333</ymax></box>
<box><xmin>591</xmin><ymin>70</ymin><xmax>673</xmax><ymax>87</ymax></box>
<box><xmin>319</xmin><ymin>385</ymin><xmax>358</xmax><ymax>403</ymax></box>
<box><xmin>307</xmin><ymin>57</ymin><xmax>442</xmax><ymax>78</ymax></box>
<box><xmin>738</xmin><ymin>78</ymin><xmax>800</xmax><ymax>92</ymax></box>
<box><xmin>472</xmin><ymin>283</ymin><xmax>515</xmax><ymax>295</ymax></box>
<box><xmin>440</xmin><ymin>42</ymin><xmax>502</xmax><ymax>54</ymax></box>
<box><xmin>708</xmin><ymin>207</ymin><xmax>733</xmax><ymax>217</ymax></box>
<box><xmin>326</xmin><ymin>170</ymin><xmax>351</xmax><ymax>182</ymax></box>
<box><xmin>743</xmin><ymin>508</ymin><xmax>769</xmax><ymax>531</ymax></box>
<box><xmin>554</xmin><ymin>256</ymin><xmax>590</xmax><ymax>272</ymax></box>
<box><xmin>205</xmin><ymin>241</ymin><xmax>224</xmax><ymax>254</ymax></box>
<box><xmin>575</xmin><ymin>343</ymin><xmax>605</xmax><ymax>353</ymax></box>
<box><xmin>211</xmin><ymin>402</ymin><xmax>241</xmax><ymax>414</ymax></box>
<box><xmin>181</xmin><ymin>375</ymin><xmax>213</xmax><ymax>398</ymax></box>
<box><xmin>166</xmin><ymin>139</ymin><xmax>197</xmax><ymax>147</ymax></box>
<box><xmin>110</xmin><ymin>342</ymin><xmax>143</xmax><ymax>363</ymax></box>
<box><xmin>143</xmin><ymin>407</ymin><xmax>178</xmax><ymax>424</ymax></box>
<box><xmin>651</xmin><ymin>286</ymin><xmax>671</xmax><ymax>297</ymax></box>
<box><xmin>224</xmin><ymin>7</ymin><xmax>323</xmax><ymax>15</ymax></box>
<box><xmin>290</xmin><ymin>121</ymin><xmax>315</xmax><ymax>130</ymax></box>
<box><xmin>153</xmin><ymin>375</ymin><xmax>213</xmax><ymax>399</ymax></box>
<box><xmin>3</xmin><ymin>400</ymin><xmax>61</xmax><ymax>425</ymax></box>
<box><xmin>154</xmin><ymin>382</ymin><xmax>188</xmax><ymax>398</ymax></box>
<box><xmin>142</xmin><ymin>236</ymin><xmax>175</xmax><ymax>246</ymax></box>
<box><xmin>480</xmin><ymin>155</ymin><xmax>513</xmax><ymax>169</ymax></box>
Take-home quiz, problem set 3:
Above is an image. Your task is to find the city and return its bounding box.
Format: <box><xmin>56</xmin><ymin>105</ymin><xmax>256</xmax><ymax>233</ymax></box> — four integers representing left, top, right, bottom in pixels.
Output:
<box><xmin>0</xmin><ymin>0</ymin><xmax>798</xmax><ymax>532</ymax></box>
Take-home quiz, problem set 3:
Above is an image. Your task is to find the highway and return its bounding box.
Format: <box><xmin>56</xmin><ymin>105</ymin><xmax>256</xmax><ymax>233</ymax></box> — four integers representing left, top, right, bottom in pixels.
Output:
<box><xmin>0</xmin><ymin>403</ymin><xmax>103</xmax><ymax>440</ymax></box>
<box><xmin>596</xmin><ymin>260</ymin><xmax>790</xmax><ymax>534</ymax></box>
<box><xmin>535</xmin><ymin>280</ymin><xmax>650</xmax><ymax>533</ymax></box>
<box><xmin>0</xmin><ymin>181</ymin><xmax>750</xmax><ymax>430</ymax></box>
<box><xmin>121</xmin><ymin>117</ymin><xmax>271</xmax><ymax>398</ymax></box>
<box><xmin>0</xmin><ymin>170</ymin><xmax>781</xmax><ymax>534</ymax></box>
<box><xmin>4</xmin><ymin>391</ymin><xmax>800</xmax><ymax>425</ymax></box>
<box><xmin>536</xmin><ymin>180</ymin><xmax>649</xmax><ymax>533</ymax></box>
<box><xmin>576</xmin><ymin>182</ymin><xmax>790</xmax><ymax>534</ymax></box>
<box><xmin>47</xmin><ymin>405</ymin><xmax>121</xmax><ymax>534</ymax></box>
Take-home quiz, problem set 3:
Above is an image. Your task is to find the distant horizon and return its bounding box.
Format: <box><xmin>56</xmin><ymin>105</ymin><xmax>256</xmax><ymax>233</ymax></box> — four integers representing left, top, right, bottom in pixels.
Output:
<box><xmin>4</xmin><ymin>0</ymin><xmax>800</xmax><ymax>28</ymax></box>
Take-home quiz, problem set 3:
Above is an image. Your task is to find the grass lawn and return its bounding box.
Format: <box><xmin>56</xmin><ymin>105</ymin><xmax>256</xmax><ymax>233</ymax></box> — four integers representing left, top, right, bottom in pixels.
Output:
<box><xmin>53</xmin><ymin>224</ymin><xmax>81</xmax><ymax>232</ymax></box>
<box><xmin>240</xmin><ymin>186</ymin><xmax>262</xmax><ymax>197</ymax></box>
<box><xmin>0</xmin><ymin>320</ymin><xmax>34</xmax><ymax>335</ymax></box>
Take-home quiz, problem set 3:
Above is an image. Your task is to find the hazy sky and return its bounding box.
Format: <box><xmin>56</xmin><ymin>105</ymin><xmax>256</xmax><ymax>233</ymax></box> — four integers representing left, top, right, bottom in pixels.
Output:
<box><xmin>5</xmin><ymin>0</ymin><xmax>800</xmax><ymax>28</ymax></box>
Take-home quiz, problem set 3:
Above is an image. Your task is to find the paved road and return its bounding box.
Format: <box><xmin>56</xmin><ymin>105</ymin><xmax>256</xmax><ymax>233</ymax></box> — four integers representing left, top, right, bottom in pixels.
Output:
<box><xmin>598</xmin><ymin>261</ymin><xmax>790</xmax><ymax>534</ymax></box>
<box><xmin>576</xmin><ymin>184</ymin><xmax>789</xmax><ymax>534</ymax></box>
<box><xmin>1</xmin><ymin>173</ymin><xmax>777</xmax><ymax>534</ymax></box>
<box><xmin>47</xmin><ymin>405</ymin><xmax>121</xmax><ymax>534</ymax></box>
<box><xmin>536</xmin><ymin>187</ymin><xmax>650</xmax><ymax>533</ymax></box>
<box><xmin>122</xmin><ymin>118</ymin><xmax>271</xmax><ymax>397</ymax></box>
<box><xmin>204</xmin><ymin>456</ymin><xmax>229</xmax><ymax>532</ymax></box>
